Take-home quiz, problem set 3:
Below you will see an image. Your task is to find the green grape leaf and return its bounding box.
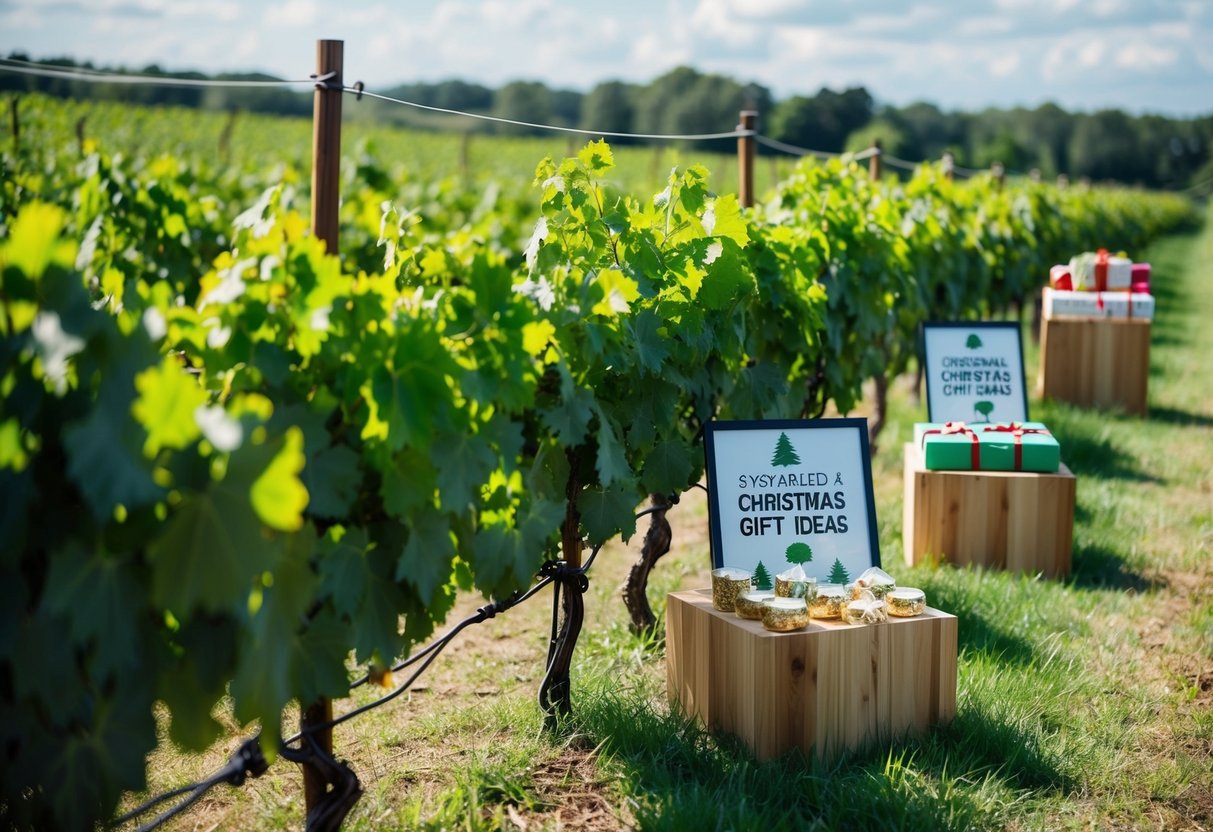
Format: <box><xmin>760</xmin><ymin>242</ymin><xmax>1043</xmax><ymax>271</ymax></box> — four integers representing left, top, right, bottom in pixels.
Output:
<box><xmin>160</xmin><ymin>615</ymin><xmax>238</xmax><ymax>751</ymax></box>
<box><xmin>704</xmin><ymin>194</ymin><xmax>749</xmax><ymax>246</ymax></box>
<box><xmin>40</xmin><ymin>543</ymin><xmax>142</xmax><ymax>678</ymax></box>
<box><xmin>249</xmin><ymin>427</ymin><xmax>309</xmax><ymax>531</ymax></box>
<box><xmin>629</xmin><ymin>309</ymin><xmax>670</xmax><ymax>375</ymax></box>
<box><xmin>231</xmin><ymin>537</ymin><xmax>315</xmax><ymax>751</ymax></box>
<box><xmin>640</xmin><ymin>437</ymin><xmax>694</xmax><ymax>495</ymax></box>
<box><xmin>525</xmin><ymin>441</ymin><xmax>571</xmax><ymax>503</ymax></box>
<box><xmin>65</xmin><ymin>332</ymin><xmax>164</xmax><ymax>519</ymax></box>
<box><xmin>292</xmin><ymin>606</ymin><xmax>354</xmax><ymax>704</ymax></box>
<box><xmin>577</xmin><ymin>483</ymin><xmax>638</xmax><ymax>544</ymax></box>
<box><xmin>697</xmin><ymin>243</ymin><xmax>755</xmax><ymax>310</ymax></box>
<box><xmin>160</xmin><ymin>672</ymin><xmax>225</xmax><ymax>751</ymax></box>
<box><xmin>594</xmin><ymin>410</ymin><xmax>630</xmax><ymax>487</ymax></box>
<box><xmin>395</xmin><ymin>511</ymin><xmax>455</xmax><ymax>606</ymax></box>
<box><xmin>469</xmin><ymin>524</ymin><xmax>525</xmax><ymax>599</ymax></box>
<box><xmin>430</xmin><ymin>431</ymin><xmax>496</xmax><ymax>511</ymax></box>
<box><xmin>540</xmin><ymin>380</ymin><xmax>593</xmax><ymax>445</ymax></box>
<box><xmin>3</xmin><ymin>201</ymin><xmax>71</xmax><ymax>278</ymax></box>
<box><xmin>369</xmin><ymin>360</ymin><xmax>449</xmax><ymax>452</ymax></box>
<box><xmin>41</xmin><ymin>684</ymin><xmax>156</xmax><ymax>832</ymax></box>
<box><xmin>380</xmin><ymin>447</ymin><xmax>437</xmax><ymax>519</ymax></box>
<box><xmin>351</xmin><ymin>542</ymin><xmax>406</xmax><ymax>664</ymax></box>
<box><xmin>131</xmin><ymin>357</ymin><xmax>208</xmax><ymax>456</ymax></box>
<box><xmin>148</xmin><ymin>435</ymin><xmax>297</xmax><ymax>613</ymax></box>
<box><xmin>64</xmin><ymin>401</ymin><xmax>164</xmax><ymax>520</ymax></box>
<box><xmin>302</xmin><ymin>443</ymin><xmax>360</xmax><ymax>519</ymax></box>
<box><xmin>317</xmin><ymin>526</ymin><xmax>374</xmax><ymax>618</ymax></box>
<box><xmin>578</xmin><ymin>139</ymin><xmax>614</xmax><ymax>174</ymax></box>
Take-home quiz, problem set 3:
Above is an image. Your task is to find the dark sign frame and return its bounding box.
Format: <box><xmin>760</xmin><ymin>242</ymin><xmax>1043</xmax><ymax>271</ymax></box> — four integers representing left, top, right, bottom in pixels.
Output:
<box><xmin>703</xmin><ymin>417</ymin><xmax>881</xmax><ymax>575</ymax></box>
<box><xmin>921</xmin><ymin>321</ymin><xmax>1029</xmax><ymax>423</ymax></box>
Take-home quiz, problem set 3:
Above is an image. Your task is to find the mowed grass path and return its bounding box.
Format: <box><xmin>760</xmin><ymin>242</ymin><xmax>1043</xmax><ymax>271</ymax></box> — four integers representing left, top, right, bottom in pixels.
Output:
<box><xmin>136</xmin><ymin>210</ymin><xmax>1213</xmax><ymax>832</ymax></box>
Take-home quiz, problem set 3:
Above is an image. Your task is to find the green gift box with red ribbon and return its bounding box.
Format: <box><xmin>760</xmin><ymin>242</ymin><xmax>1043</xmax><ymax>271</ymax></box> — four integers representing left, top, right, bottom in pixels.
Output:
<box><xmin>913</xmin><ymin>421</ymin><xmax>1060</xmax><ymax>473</ymax></box>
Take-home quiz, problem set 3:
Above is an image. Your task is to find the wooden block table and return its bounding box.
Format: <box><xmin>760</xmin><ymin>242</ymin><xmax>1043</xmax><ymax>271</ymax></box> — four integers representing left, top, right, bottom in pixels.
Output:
<box><xmin>666</xmin><ymin>589</ymin><xmax>957</xmax><ymax>761</ymax></box>
<box><xmin>902</xmin><ymin>442</ymin><xmax>1075</xmax><ymax>577</ymax></box>
<box><xmin>1038</xmin><ymin>316</ymin><xmax>1150</xmax><ymax>416</ymax></box>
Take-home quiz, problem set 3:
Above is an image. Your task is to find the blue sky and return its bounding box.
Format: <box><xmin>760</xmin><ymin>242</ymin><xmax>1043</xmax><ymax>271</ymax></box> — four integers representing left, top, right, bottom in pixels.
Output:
<box><xmin>2</xmin><ymin>0</ymin><xmax>1211</xmax><ymax>116</ymax></box>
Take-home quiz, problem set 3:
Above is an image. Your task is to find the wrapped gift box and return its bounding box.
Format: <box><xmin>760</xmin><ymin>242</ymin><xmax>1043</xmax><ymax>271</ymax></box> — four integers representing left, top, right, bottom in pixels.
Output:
<box><xmin>913</xmin><ymin>421</ymin><xmax>1060</xmax><ymax>473</ymax></box>
<box><xmin>1043</xmin><ymin>287</ymin><xmax>1154</xmax><ymax>321</ymax></box>
<box><xmin>1069</xmin><ymin>251</ymin><xmax>1132</xmax><ymax>291</ymax></box>
<box><xmin>1131</xmin><ymin>262</ymin><xmax>1150</xmax><ymax>294</ymax></box>
<box><xmin>903</xmin><ymin>443</ymin><xmax>1075</xmax><ymax>577</ymax></box>
<box><xmin>1049</xmin><ymin>264</ymin><xmax>1072</xmax><ymax>290</ymax></box>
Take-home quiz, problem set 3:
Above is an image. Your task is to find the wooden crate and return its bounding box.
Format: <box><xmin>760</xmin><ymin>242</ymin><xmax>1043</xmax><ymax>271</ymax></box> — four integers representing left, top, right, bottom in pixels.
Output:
<box><xmin>666</xmin><ymin>589</ymin><xmax>957</xmax><ymax>761</ymax></box>
<box><xmin>902</xmin><ymin>442</ymin><xmax>1075</xmax><ymax>577</ymax></box>
<box><xmin>1038</xmin><ymin>316</ymin><xmax>1150</xmax><ymax>416</ymax></box>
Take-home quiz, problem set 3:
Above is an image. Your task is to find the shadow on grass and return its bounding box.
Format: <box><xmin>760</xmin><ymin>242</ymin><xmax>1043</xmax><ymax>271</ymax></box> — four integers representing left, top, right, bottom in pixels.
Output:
<box><xmin>1142</xmin><ymin>405</ymin><xmax>1213</xmax><ymax>428</ymax></box>
<box><xmin>573</xmin><ymin>683</ymin><xmax>1072</xmax><ymax>832</ymax></box>
<box><xmin>1058</xmin><ymin>431</ymin><xmax>1159</xmax><ymax>483</ymax></box>
<box><xmin>1068</xmin><ymin>543</ymin><xmax>1162</xmax><ymax>593</ymax></box>
<box><xmin>912</xmin><ymin>573</ymin><xmax>1038</xmax><ymax>666</ymax></box>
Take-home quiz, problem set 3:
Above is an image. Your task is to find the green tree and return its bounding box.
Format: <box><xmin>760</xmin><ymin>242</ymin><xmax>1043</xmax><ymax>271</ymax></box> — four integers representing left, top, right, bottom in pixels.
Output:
<box><xmin>974</xmin><ymin>400</ymin><xmax>995</xmax><ymax>422</ymax></box>
<box><xmin>753</xmin><ymin>560</ymin><xmax>773</xmax><ymax>590</ymax></box>
<box><xmin>845</xmin><ymin>118</ymin><xmax>909</xmax><ymax>158</ymax></box>
<box><xmin>769</xmin><ymin>86</ymin><xmax>873</xmax><ymax>153</ymax></box>
<box><xmin>492</xmin><ymin>81</ymin><xmax>552</xmax><ymax>135</ymax></box>
<box><xmin>785</xmin><ymin>541</ymin><xmax>813</xmax><ymax>565</ymax></box>
<box><xmin>580</xmin><ymin>80</ymin><xmax>636</xmax><ymax>139</ymax></box>
<box><xmin>771</xmin><ymin>432</ymin><xmax>801</xmax><ymax>467</ymax></box>
<box><xmin>966</xmin><ymin>333</ymin><xmax>982</xmax><ymax>349</ymax></box>
<box><xmin>827</xmin><ymin>559</ymin><xmax>850</xmax><ymax>584</ymax></box>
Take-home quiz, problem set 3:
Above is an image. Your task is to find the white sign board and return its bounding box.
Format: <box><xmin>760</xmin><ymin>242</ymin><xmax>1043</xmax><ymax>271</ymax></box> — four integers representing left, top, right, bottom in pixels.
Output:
<box><xmin>922</xmin><ymin>322</ymin><xmax>1028</xmax><ymax>423</ymax></box>
<box><xmin>704</xmin><ymin>418</ymin><xmax>880</xmax><ymax>588</ymax></box>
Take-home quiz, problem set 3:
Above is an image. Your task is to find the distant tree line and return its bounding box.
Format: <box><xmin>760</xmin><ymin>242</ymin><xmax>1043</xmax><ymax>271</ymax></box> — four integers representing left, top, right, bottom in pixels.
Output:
<box><xmin>4</xmin><ymin>54</ymin><xmax>1211</xmax><ymax>192</ymax></box>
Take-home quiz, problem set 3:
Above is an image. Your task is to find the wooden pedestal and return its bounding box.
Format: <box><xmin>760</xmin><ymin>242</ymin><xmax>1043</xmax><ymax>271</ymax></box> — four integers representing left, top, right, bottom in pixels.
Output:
<box><xmin>1038</xmin><ymin>316</ymin><xmax>1150</xmax><ymax>416</ymax></box>
<box><xmin>665</xmin><ymin>589</ymin><xmax>957</xmax><ymax>761</ymax></box>
<box><xmin>902</xmin><ymin>443</ymin><xmax>1075</xmax><ymax>577</ymax></box>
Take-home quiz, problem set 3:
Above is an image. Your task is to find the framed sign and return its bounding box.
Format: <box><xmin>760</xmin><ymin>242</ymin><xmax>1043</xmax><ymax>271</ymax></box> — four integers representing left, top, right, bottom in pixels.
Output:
<box><xmin>922</xmin><ymin>321</ymin><xmax>1028</xmax><ymax>423</ymax></box>
<box><xmin>704</xmin><ymin>418</ymin><xmax>880</xmax><ymax>587</ymax></box>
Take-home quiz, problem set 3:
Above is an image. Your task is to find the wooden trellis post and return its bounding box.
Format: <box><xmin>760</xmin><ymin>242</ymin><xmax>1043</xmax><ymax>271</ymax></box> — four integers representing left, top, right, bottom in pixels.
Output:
<box><xmin>303</xmin><ymin>36</ymin><xmax>343</xmax><ymax>817</ymax></box>
<box><xmin>869</xmin><ymin>138</ymin><xmax>882</xmax><ymax>180</ymax></box>
<box><xmin>738</xmin><ymin>110</ymin><xmax>757</xmax><ymax>208</ymax></box>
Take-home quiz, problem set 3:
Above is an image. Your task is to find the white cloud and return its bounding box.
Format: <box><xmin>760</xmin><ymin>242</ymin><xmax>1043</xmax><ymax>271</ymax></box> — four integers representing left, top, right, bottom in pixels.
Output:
<box><xmin>956</xmin><ymin>15</ymin><xmax>1016</xmax><ymax>37</ymax></box>
<box><xmin>989</xmin><ymin>52</ymin><xmax>1021</xmax><ymax>77</ymax></box>
<box><xmin>1114</xmin><ymin>43</ymin><xmax>1177</xmax><ymax>69</ymax></box>
<box><xmin>1076</xmin><ymin>38</ymin><xmax>1106</xmax><ymax>68</ymax></box>
<box><xmin>264</xmin><ymin>0</ymin><xmax>319</xmax><ymax>27</ymax></box>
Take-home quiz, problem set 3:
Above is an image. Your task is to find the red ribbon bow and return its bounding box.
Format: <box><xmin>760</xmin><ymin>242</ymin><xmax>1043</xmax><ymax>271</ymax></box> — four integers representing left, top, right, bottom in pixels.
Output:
<box><xmin>1095</xmin><ymin>248</ymin><xmax>1108</xmax><ymax>311</ymax></box>
<box><xmin>981</xmin><ymin>423</ymin><xmax>1052</xmax><ymax>470</ymax></box>
<box><xmin>921</xmin><ymin>421</ymin><xmax>980</xmax><ymax>469</ymax></box>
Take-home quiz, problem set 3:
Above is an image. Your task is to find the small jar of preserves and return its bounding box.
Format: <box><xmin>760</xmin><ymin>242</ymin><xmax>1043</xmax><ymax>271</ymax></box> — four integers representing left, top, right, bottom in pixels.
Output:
<box><xmin>711</xmin><ymin>567</ymin><xmax>752</xmax><ymax>612</ymax></box>
<box><xmin>809</xmin><ymin>584</ymin><xmax>846</xmax><ymax>619</ymax></box>
<box><xmin>886</xmin><ymin>588</ymin><xmax>926</xmax><ymax>617</ymax></box>
<box><xmin>734</xmin><ymin>590</ymin><xmax>774</xmax><ymax>620</ymax></box>
<box><xmin>761</xmin><ymin>597</ymin><xmax>810</xmax><ymax>632</ymax></box>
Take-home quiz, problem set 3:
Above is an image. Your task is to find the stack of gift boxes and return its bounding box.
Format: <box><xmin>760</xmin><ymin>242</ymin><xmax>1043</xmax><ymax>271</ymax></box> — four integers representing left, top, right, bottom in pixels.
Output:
<box><xmin>1043</xmin><ymin>249</ymin><xmax>1153</xmax><ymax>320</ymax></box>
<box><xmin>912</xmin><ymin>421</ymin><xmax>1060</xmax><ymax>473</ymax></box>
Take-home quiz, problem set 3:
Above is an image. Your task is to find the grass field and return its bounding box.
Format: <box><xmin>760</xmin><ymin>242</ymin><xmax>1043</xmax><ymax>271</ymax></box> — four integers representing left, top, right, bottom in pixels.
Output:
<box><xmin>127</xmin><ymin>208</ymin><xmax>1213</xmax><ymax>831</ymax></box>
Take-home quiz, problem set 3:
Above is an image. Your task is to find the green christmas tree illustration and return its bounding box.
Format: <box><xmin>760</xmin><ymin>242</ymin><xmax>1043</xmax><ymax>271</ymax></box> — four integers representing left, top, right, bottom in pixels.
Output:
<box><xmin>785</xmin><ymin>541</ymin><xmax>813</xmax><ymax>566</ymax></box>
<box><xmin>753</xmin><ymin>560</ymin><xmax>773</xmax><ymax>590</ymax></box>
<box><xmin>966</xmin><ymin>333</ymin><xmax>983</xmax><ymax>349</ymax></box>
<box><xmin>827</xmin><ymin>558</ymin><xmax>850</xmax><ymax>584</ymax></box>
<box><xmin>771</xmin><ymin>432</ymin><xmax>801</xmax><ymax>467</ymax></box>
<box><xmin>974</xmin><ymin>400</ymin><xmax>995</xmax><ymax>422</ymax></box>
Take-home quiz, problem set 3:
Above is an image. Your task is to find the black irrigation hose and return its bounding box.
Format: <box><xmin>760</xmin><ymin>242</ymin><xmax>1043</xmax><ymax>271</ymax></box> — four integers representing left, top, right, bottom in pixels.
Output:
<box><xmin>111</xmin><ymin>736</ymin><xmax>268</xmax><ymax>832</ymax></box>
<box><xmin>113</xmin><ymin>502</ymin><xmax>659</xmax><ymax>831</ymax></box>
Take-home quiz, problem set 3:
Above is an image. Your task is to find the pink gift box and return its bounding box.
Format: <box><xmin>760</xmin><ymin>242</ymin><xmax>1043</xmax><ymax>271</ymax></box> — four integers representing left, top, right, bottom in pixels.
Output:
<box><xmin>1131</xmin><ymin>263</ymin><xmax>1150</xmax><ymax>293</ymax></box>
